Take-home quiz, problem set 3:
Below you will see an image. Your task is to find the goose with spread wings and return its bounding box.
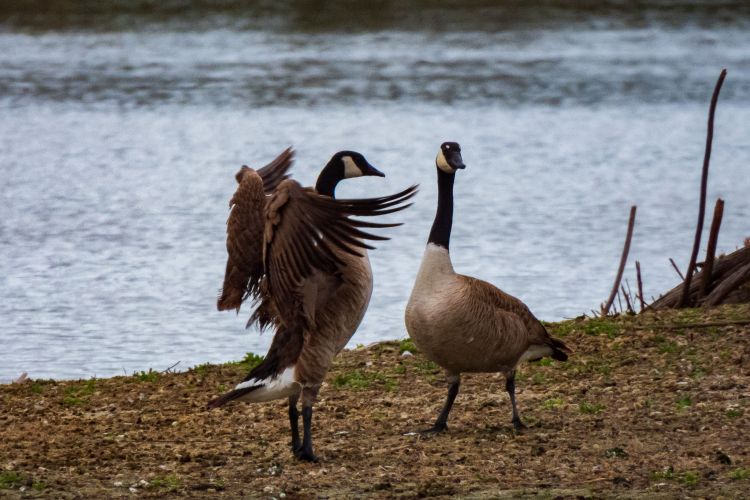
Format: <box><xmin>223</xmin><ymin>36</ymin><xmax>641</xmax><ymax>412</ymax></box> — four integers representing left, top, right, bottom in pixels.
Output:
<box><xmin>208</xmin><ymin>148</ymin><xmax>417</xmax><ymax>461</ymax></box>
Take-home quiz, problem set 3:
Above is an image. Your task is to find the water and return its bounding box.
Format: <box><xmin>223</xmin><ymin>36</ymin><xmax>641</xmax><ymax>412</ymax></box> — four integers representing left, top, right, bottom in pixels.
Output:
<box><xmin>2</xmin><ymin>2</ymin><xmax>750</xmax><ymax>381</ymax></box>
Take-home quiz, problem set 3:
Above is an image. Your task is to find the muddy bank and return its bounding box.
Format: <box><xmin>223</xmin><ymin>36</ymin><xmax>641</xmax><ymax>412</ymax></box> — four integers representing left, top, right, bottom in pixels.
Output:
<box><xmin>1</xmin><ymin>305</ymin><xmax>749</xmax><ymax>498</ymax></box>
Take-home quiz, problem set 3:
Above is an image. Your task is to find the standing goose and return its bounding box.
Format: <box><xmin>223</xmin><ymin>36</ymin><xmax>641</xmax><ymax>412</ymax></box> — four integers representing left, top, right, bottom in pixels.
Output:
<box><xmin>405</xmin><ymin>142</ymin><xmax>569</xmax><ymax>433</ymax></box>
<box><xmin>209</xmin><ymin>148</ymin><xmax>417</xmax><ymax>462</ymax></box>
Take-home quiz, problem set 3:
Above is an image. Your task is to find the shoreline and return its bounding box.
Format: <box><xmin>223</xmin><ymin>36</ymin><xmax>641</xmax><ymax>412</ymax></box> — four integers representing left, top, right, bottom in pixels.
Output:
<box><xmin>2</xmin><ymin>305</ymin><xmax>749</xmax><ymax>497</ymax></box>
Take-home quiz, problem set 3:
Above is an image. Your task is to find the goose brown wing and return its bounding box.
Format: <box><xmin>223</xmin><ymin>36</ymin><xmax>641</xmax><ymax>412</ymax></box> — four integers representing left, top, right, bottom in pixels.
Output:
<box><xmin>262</xmin><ymin>180</ymin><xmax>418</xmax><ymax>330</ymax></box>
<box><xmin>462</xmin><ymin>275</ymin><xmax>549</xmax><ymax>339</ymax></box>
<box><xmin>217</xmin><ymin>166</ymin><xmax>267</xmax><ymax>311</ymax></box>
<box><xmin>255</xmin><ymin>146</ymin><xmax>294</xmax><ymax>193</ymax></box>
<box><xmin>217</xmin><ymin>148</ymin><xmax>295</xmax><ymax>312</ymax></box>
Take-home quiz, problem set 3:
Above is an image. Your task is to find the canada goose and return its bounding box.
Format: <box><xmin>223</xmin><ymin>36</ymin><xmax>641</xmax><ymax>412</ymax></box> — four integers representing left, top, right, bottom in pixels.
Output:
<box><xmin>404</xmin><ymin>142</ymin><xmax>569</xmax><ymax>433</ymax></box>
<box><xmin>209</xmin><ymin>147</ymin><xmax>417</xmax><ymax>461</ymax></box>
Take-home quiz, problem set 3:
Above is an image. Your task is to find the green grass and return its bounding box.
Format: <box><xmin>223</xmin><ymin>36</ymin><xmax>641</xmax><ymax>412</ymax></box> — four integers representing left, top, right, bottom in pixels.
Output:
<box><xmin>134</xmin><ymin>369</ymin><xmax>160</xmax><ymax>383</ymax></box>
<box><xmin>605</xmin><ymin>447</ymin><xmax>628</xmax><ymax>458</ymax></box>
<box><xmin>532</xmin><ymin>358</ymin><xmax>553</xmax><ymax>367</ymax></box>
<box><xmin>63</xmin><ymin>379</ymin><xmax>97</xmax><ymax>405</ymax></box>
<box><xmin>676</xmin><ymin>395</ymin><xmax>692</xmax><ymax>410</ymax></box>
<box><xmin>531</xmin><ymin>372</ymin><xmax>547</xmax><ymax>385</ymax></box>
<box><xmin>582</xmin><ymin>318</ymin><xmax>621</xmax><ymax>338</ymax></box>
<box><xmin>542</xmin><ymin>398</ymin><xmax>564</xmax><ymax>409</ymax></box>
<box><xmin>150</xmin><ymin>475</ymin><xmax>181</xmax><ymax>491</ymax></box>
<box><xmin>726</xmin><ymin>408</ymin><xmax>743</xmax><ymax>419</ymax></box>
<box><xmin>728</xmin><ymin>468</ymin><xmax>749</xmax><ymax>480</ymax></box>
<box><xmin>651</xmin><ymin>467</ymin><xmax>699</xmax><ymax>486</ymax></box>
<box><xmin>0</xmin><ymin>472</ymin><xmax>23</xmax><ymax>489</ymax></box>
<box><xmin>237</xmin><ymin>352</ymin><xmax>265</xmax><ymax>372</ymax></box>
<box><xmin>332</xmin><ymin>370</ymin><xmax>397</xmax><ymax>392</ymax></box>
<box><xmin>655</xmin><ymin>336</ymin><xmax>679</xmax><ymax>354</ymax></box>
<box><xmin>579</xmin><ymin>402</ymin><xmax>605</xmax><ymax>415</ymax></box>
<box><xmin>398</xmin><ymin>338</ymin><xmax>417</xmax><ymax>354</ymax></box>
<box><xmin>681</xmin><ymin>471</ymin><xmax>699</xmax><ymax>487</ymax></box>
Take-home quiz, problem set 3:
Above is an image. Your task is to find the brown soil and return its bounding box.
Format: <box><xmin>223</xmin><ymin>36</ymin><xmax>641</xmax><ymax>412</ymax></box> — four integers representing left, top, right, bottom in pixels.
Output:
<box><xmin>2</xmin><ymin>305</ymin><xmax>750</xmax><ymax>498</ymax></box>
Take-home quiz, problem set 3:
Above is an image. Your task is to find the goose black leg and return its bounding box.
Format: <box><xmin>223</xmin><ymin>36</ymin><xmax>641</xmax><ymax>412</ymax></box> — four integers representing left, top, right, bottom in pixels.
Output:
<box><xmin>422</xmin><ymin>373</ymin><xmax>460</xmax><ymax>434</ymax></box>
<box><xmin>505</xmin><ymin>370</ymin><xmax>526</xmax><ymax>431</ymax></box>
<box><xmin>295</xmin><ymin>386</ymin><xmax>320</xmax><ymax>462</ymax></box>
<box><xmin>288</xmin><ymin>393</ymin><xmax>301</xmax><ymax>453</ymax></box>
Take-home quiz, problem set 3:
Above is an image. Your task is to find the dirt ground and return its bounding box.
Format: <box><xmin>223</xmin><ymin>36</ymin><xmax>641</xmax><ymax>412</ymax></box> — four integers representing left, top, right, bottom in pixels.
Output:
<box><xmin>2</xmin><ymin>305</ymin><xmax>749</xmax><ymax>498</ymax></box>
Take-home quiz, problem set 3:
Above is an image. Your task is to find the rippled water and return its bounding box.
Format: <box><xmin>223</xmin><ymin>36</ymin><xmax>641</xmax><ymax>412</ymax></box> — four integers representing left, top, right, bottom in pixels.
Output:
<box><xmin>2</xmin><ymin>2</ymin><xmax>750</xmax><ymax>380</ymax></box>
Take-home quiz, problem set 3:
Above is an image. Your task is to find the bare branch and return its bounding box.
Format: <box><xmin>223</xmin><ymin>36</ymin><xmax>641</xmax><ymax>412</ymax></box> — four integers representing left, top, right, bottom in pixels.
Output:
<box><xmin>602</xmin><ymin>205</ymin><xmax>637</xmax><ymax>316</ymax></box>
<box><xmin>680</xmin><ymin>68</ymin><xmax>728</xmax><ymax>307</ymax></box>
<box><xmin>700</xmin><ymin>198</ymin><xmax>725</xmax><ymax>297</ymax></box>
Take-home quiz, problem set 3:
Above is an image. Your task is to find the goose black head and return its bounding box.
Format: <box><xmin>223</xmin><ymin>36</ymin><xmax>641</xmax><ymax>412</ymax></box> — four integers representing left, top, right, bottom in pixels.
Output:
<box><xmin>436</xmin><ymin>142</ymin><xmax>466</xmax><ymax>174</ymax></box>
<box><xmin>331</xmin><ymin>150</ymin><xmax>385</xmax><ymax>179</ymax></box>
<box><xmin>316</xmin><ymin>150</ymin><xmax>385</xmax><ymax>197</ymax></box>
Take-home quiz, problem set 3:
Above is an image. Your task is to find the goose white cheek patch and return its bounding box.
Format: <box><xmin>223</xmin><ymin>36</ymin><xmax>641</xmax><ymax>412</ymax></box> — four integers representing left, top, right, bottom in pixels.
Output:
<box><xmin>343</xmin><ymin>156</ymin><xmax>361</xmax><ymax>178</ymax></box>
<box><xmin>436</xmin><ymin>149</ymin><xmax>454</xmax><ymax>173</ymax></box>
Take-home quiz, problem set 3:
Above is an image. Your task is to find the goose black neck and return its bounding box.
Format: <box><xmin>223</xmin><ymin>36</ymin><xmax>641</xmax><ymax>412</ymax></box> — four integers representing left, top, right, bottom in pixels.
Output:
<box><xmin>428</xmin><ymin>168</ymin><xmax>455</xmax><ymax>249</ymax></box>
<box><xmin>314</xmin><ymin>161</ymin><xmax>342</xmax><ymax>198</ymax></box>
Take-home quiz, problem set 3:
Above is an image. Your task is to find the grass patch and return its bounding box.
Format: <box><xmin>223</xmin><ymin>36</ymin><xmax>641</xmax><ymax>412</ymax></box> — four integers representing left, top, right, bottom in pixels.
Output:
<box><xmin>134</xmin><ymin>369</ymin><xmax>160</xmax><ymax>383</ymax></box>
<box><xmin>237</xmin><ymin>352</ymin><xmax>264</xmax><ymax>372</ymax></box>
<box><xmin>532</xmin><ymin>358</ymin><xmax>553</xmax><ymax>367</ymax></box>
<box><xmin>0</xmin><ymin>472</ymin><xmax>23</xmax><ymax>489</ymax></box>
<box><xmin>332</xmin><ymin>370</ymin><xmax>396</xmax><ymax>392</ymax></box>
<box><xmin>410</xmin><ymin>358</ymin><xmax>439</xmax><ymax>375</ymax></box>
<box><xmin>398</xmin><ymin>338</ymin><xmax>417</xmax><ymax>354</ymax></box>
<box><xmin>542</xmin><ymin>398</ymin><xmax>564</xmax><ymax>409</ymax></box>
<box><xmin>579</xmin><ymin>402</ymin><xmax>605</xmax><ymax>415</ymax></box>
<box><xmin>605</xmin><ymin>447</ymin><xmax>628</xmax><ymax>459</ymax></box>
<box><xmin>63</xmin><ymin>379</ymin><xmax>97</xmax><ymax>405</ymax></box>
<box><xmin>676</xmin><ymin>395</ymin><xmax>692</xmax><ymax>410</ymax></box>
<box><xmin>728</xmin><ymin>468</ymin><xmax>749</xmax><ymax>480</ymax></box>
<box><xmin>655</xmin><ymin>336</ymin><xmax>679</xmax><ymax>354</ymax></box>
<box><xmin>726</xmin><ymin>408</ymin><xmax>743</xmax><ymax>419</ymax></box>
<box><xmin>582</xmin><ymin>318</ymin><xmax>621</xmax><ymax>338</ymax></box>
<box><xmin>651</xmin><ymin>467</ymin><xmax>699</xmax><ymax>486</ymax></box>
<box><xmin>191</xmin><ymin>363</ymin><xmax>211</xmax><ymax>377</ymax></box>
<box><xmin>151</xmin><ymin>474</ymin><xmax>181</xmax><ymax>491</ymax></box>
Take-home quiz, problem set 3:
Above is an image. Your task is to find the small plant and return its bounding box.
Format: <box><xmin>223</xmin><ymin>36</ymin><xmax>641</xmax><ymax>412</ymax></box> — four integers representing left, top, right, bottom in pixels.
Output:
<box><xmin>542</xmin><ymin>398</ymin><xmax>564</xmax><ymax>409</ymax></box>
<box><xmin>332</xmin><ymin>370</ymin><xmax>396</xmax><ymax>391</ymax></box>
<box><xmin>657</xmin><ymin>339</ymin><xmax>679</xmax><ymax>354</ymax></box>
<box><xmin>676</xmin><ymin>395</ymin><xmax>692</xmax><ymax>410</ymax></box>
<box><xmin>398</xmin><ymin>338</ymin><xmax>417</xmax><ymax>354</ymax></box>
<box><xmin>531</xmin><ymin>372</ymin><xmax>547</xmax><ymax>385</ymax></box>
<box><xmin>31</xmin><ymin>383</ymin><xmax>44</xmax><ymax>394</ymax></box>
<box><xmin>582</xmin><ymin>318</ymin><xmax>620</xmax><ymax>338</ymax></box>
<box><xmin>192</xmin><ymin>363</ymin><xmax>210</xmax><ymax>376</ymax></box>
<box><xmin>151</xmin><ymin>475</ymin><xmax>181</xmax><ymax>491</ymax></box>
<box><xmin>411</xmin><ymin>359</ymin><xmax>439</xmax><ymax>374</ymax></box>
<box><xmin>134</xmin><ymin>369</ymin><xmax>160</xmax><ymax>383</ymax></box>
<box><xmin>238</xmin><ymin>352</ymin><xmax>264</xmax><ymax>371</ymax></box>
<box><xmin>726</xmin><ymin>408</ymin><xmax>743</xmax><ymax>419</ymax></box>
<box><xmin>728</xmin><ymin>468</ymin><xmax>749</xmax><ymax>480</ymax></box>
<box><xmin>532</xmin><ymin>358</ymin><xmax>553</xmax><ymax>367</ymax></box>
<box><xmin>0</xmin><ymin>472</ymin><xmax>23</xmax><ymax>489</ymax></box>
<box><xmin>681</xmin><ymin>471</ymin><xmax>699</xmax><ymax>487</ymax></box>
<box><xmin>63</xmin><ymin>379</ymin><xmax>97</xmax><ymax>405</ymax></box>
<box><xmin>651</xmin><ymin>466</ymin><xmax>676</xmax><ymax>481</ymax></box>
<box><xmin>579</xmin><ymin>402</ymin><xmax>605</xmax><ymax>415</ymax></box>
<box><xmin>605</xmin><ymin>447</ymin><xmax>628</xmax><ymax>458</ymax></box>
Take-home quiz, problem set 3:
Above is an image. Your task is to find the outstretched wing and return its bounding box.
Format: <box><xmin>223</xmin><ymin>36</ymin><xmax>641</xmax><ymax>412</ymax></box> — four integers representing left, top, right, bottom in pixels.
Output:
<box><xmin>217</xmin><ymin>148</ymin><xmax>295</xmax><ymax>311</ymax></box>
<box><xmin>255</xmin><ymin>146</ymin><xmax>293</xmax><ymax>194</ymax></box>
<box><xmin>260</xmin><ymin>181</ymin><xmax>418</xmax><ymax>330</ymax></box>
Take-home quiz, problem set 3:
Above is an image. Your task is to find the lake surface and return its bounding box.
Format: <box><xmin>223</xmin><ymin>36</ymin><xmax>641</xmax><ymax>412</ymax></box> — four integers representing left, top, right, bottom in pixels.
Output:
<box><xmin>2</xmin><ymin>1</ymin><xmax>750</xmax><ymax>381</ymax></box>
